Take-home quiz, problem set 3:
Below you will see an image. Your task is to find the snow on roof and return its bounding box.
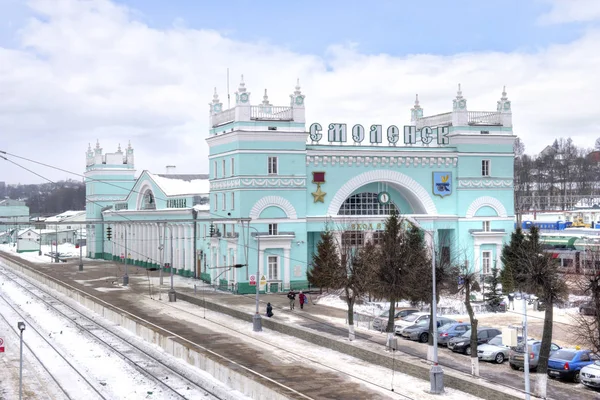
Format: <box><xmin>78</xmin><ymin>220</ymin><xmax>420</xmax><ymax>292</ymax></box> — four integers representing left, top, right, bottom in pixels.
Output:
<box><xmin>45</xmin><ymin>210</ymin><xmax>86</xmax><ymax>222</ymax></box>
<box><xmin>17</xmin><ymin>228</ymin><xmax>37</xmax><ymax>236</ymax></box>
<box><xmin>148</xmin><ymin>173</ymin><xmax>210</xmax><ymax>196</ymax></box>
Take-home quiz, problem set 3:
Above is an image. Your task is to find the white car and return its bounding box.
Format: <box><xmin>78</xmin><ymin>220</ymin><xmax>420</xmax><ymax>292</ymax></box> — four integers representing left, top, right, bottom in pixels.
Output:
<box><xmin>477</xmin><ymin>334</ymin><xmax>510</xmax><ymax>364</ymax></box>
<box><xmin>394</xmin><ymin>312</ymin><xmax>430</xmax><ymax>335</ymax></box>
<box><xmin>581</xmin><ymin>360</ymin><xmax>600</xmax><ymax>389</ymax></box>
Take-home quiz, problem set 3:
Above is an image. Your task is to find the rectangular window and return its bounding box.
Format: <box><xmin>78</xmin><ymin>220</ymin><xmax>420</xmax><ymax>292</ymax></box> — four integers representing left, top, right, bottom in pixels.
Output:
<box><xmin>482</xmin><ymin>251</ymin><xmax>491</xmax><ymax>274</ymax></box>
<box><xmin>268</xmin><ymin>255</ymin><xmax>278</xmax><ymax>280</ymax></box>
<box><xmin>231</xmin><ymin>158</ymin><xmax>235</xmax><ymax>175</ymax></box>
<box><xmin>482</xmin><ymin>159</ymin><xmax>490</xmax><ymax>177</ymax></box>
<box><xmin>213</xmin><ymin>194</ymin><xmax>217</xmax><ymax>211</ymax></box>
<box><xmin>371</xmin><ymin>231</ymin><xmax>384</xmax><ymax>246</ymax></box>
<box><xmin>268</xmin><ymin>156</ymin><xmax>278</xmax><ymax>175</ymax></box>
<box><xmin>483</xmin><ymin>221</ymin><xmax>491</xmax><ymax>232</ymax></box>
<box><xmin>222</xmin><ymin>193</ymin><xmax>226</xmax><ymax>210</ymax></box>
<box><xmin>204</xmin><ymin>225</ymin><xmax>207</xmax><ymax>238</ymax></box>
<box><xmin>222</xmin><ymin>159</ymin><xmax>226</xmax><ymax>177</ymax></box>
<box><xmin>268</xmin><ymin>223</ymin><xmax>278</xmax><ymax>235</ymax></box>
<box><xmin>342</xmin><ymin>231</ymin><xmax>364</xmax><ymax>247</ymax></box>
<box><xmin>214</xmin><ymin>161</ymin><xmax>218</xmax><ymax>178</ymax></box>
<box><xmin>231</xmin><ymin>192</ymin><xmax>235</xmax><ymax>210</ymax></box>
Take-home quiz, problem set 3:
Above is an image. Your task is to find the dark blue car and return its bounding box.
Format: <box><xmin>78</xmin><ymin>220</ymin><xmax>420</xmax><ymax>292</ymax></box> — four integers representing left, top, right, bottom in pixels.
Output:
<box><xmin>547</xmin><ymin>349</ymin><xmax>600</xmax><ymax>382</ymax></box>
<box><xmin>437</xmin><ymin>322</ymin><xmax>470</xmax><ymax>346</ymax></box>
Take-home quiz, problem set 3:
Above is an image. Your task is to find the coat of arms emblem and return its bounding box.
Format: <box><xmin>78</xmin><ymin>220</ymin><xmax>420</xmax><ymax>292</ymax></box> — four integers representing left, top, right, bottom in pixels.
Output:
<box><xmin>433</xmin><ymin>172</ymin><xmax>452</xmax><ymax>197</ymax></box>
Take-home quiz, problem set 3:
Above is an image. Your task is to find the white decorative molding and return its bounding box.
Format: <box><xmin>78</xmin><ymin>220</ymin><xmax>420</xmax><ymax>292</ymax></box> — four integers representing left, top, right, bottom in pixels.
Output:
<box><xmin>327</xmin><ymin>170</ymin><xmax>438</xmax><ymax>215</ymax></box>
<box><xmin>306</xmin><ymin>155</ymin><xmax>457</xmax><ymax>168</ymax></box>
<box><xmin>210</xmin><ymin>177</ymin><xmax>306</xmax><ymax>191</ymax></box>
<box><xmin>465</xmin><ymin>196</ymin><xmax>508</xmax><ymax>218</ymax></box>
<box><xmin>249</xmin><ymin>196</ymin><xmax>298</xmax><ymax>220</ymax></box>
<box><xmin>458</xmin><ymin>178</ymin><xmax>513</xmax><ymax>188</ymax></box>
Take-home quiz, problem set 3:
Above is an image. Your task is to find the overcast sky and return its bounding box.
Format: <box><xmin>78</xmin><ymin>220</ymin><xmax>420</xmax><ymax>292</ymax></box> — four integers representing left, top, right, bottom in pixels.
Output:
<box><xmin>1</xmin><ymin>0</ymin><xmax>600</xmax><ymax>184</ymax></box>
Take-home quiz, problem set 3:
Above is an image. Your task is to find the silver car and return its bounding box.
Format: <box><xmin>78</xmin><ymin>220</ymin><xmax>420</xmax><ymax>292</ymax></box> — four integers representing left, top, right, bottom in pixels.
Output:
<box><xmin>581</xmin><ymin>360</ymin><xmax>600</xmax><ymax>389</ymax></box>
<box><xmin>372</xmin><ymin>308</ymin><xmax>418</xmax><ymax>332</ymax></box>
<box><xmin>477</xmin><ymin>334</ymin><xmax>510</xmax><ymax>364</ymax></box>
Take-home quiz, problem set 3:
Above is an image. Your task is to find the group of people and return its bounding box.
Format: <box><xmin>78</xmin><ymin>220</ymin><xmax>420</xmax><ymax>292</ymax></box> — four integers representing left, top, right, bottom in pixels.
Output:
<box><xmin>265</xmin><ymin>290</ymin><xmax>308</xmax><ymax>318</ymax></box>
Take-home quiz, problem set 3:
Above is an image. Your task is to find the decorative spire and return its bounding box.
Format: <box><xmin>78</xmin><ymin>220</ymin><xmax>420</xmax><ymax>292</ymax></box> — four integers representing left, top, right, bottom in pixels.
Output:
<box><xmin>212</xmin><ymin>87</ymin><xmax>220</xmax><ymax>104</ymax></box>
<box><xmin>501</xmin><ymin>85</ymin><xmax>508</xmax><ymax>101</ymax></box>
<box><xmin>87</xmin><ymin>143</ymin><xmax>92</xmax><ymax>152</ymax></box>
<box><xmin>262</xmin><ymin>89</ymin><xmax>271</xmax><ymax>106</ymax></box>
<box><xmin>456</xmin><ymin>83</ymin><xmax>463</xmax><ymax>100</ymax></box>
<box><xmin>238</xmin><ymin>74</ymin><xmax>246</xmax><ymax>93</ymax></box>
<box><xmin>294</xmin><ymin>78</ymin><xmax>302</xmax><ymax>96</ymax></box>
<box><xmin>128</xmin><ymin>140</ymin><xmax>132</xmax><ymax>150</ymax></box>
<box><xmin>95</xmin><ymin>139</ymin><xmax>100</xmax><ymax>149</ymax></box>
<box><xmin>118</xmin><ymin>143</ymin><xmax>121</xmax><ymax>152</ymax></box>
<box><xmin>413</xmin><ymin>94</ymin><xmax>421</xmax><ymax>109</ymax></box>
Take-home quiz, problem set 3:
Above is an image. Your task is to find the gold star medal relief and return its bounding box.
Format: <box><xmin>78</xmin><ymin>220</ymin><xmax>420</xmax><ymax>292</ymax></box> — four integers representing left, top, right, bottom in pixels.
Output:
<box><xmin>311</xmin><ymin>171</ymin><xmax>326</xmax><ymax>203</ymax></box>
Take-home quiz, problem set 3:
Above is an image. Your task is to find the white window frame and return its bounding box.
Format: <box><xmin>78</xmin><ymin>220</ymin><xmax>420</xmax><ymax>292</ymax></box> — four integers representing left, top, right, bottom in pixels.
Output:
<box><xmin>231</xmin><ymin>157</ymin><xmax>235</xmax><ymax>175</ymax></box>
<box><xmin>268</xmin><ymin>255</ymin><xmax>279</xmax><ymax>280</ymax></box>
<box><xmin>482</xmin><ymin>251</ymin><xmax>492</xmax><ymax>274</ymax></box>
<box><xmin>222</xmin><ymin>193</ymin><xmax>226</xmax><ymax>211</ymax></box>
<box><xmin>214</xmin><ymin>160</ymin><xmax>218</xmax><ymax>179</ymax></box>
<box><xmin>213</xmin><ymin>194</ymin><xmax>217</xmax><ymax>211</ymax></box>
<box><xmin>231</xmin><ymin>192</ymin><xmax>235</xmax><ymax>210</ymax></box>
<box><xmin>483</xmin><ymin>221</ymin><xmax>491</xmax><ymax>232</ymax></box>
<box><xmin>482</xmin><ymin>159</ymin><xmax>490</xmax><ymax>177</ymax></box>
<box><xmin>222</xmin><ymin>159</ymin><xmax>226</xmax><ymax>177</ymax></box>
<box><xmin>268</xmin><ymin>223</ymin><xmax>278</xmax><ymax>235</ymax></box>
<box><xmin>268</xmin><ymin>156</ymin><xmax>278</xmax><ymax>175</ymax></box>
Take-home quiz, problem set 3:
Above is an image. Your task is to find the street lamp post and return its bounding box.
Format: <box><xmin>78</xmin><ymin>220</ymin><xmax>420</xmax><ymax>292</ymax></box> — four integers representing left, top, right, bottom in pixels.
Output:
<box><xmin>426</xmin><ymin>229</ymin><xmax>444</xmax><ymax>394</ymax></box>
<box><xmin>78</xmin><ymin>223</ymin><xmax>83</xmax><ymax>271</ymax></box>
<box><xmin>167</xmin><ymin>224</ymin><xmax>176</xmax><ymax>302</ymax></box>
<box><xmin>123</xmin><ymin>224</ymin><xmax>129</xmax><ymax>286</ymax></box>
<box><xmin>242</xmin><ymin>221</ymin><xmax>262</xmax><ymax>332</ymax></box>
<box><xmin>18</xmin><ymin>321</ymin><xmax>25</xmax><ymax>400</ymax></box>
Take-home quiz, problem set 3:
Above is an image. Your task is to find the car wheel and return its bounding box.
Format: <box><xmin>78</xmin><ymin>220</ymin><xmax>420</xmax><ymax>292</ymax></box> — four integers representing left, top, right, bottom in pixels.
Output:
<box><xmin>573</xmin><ymin>371</ymin><xmax>580</xmax><ymax>383</ymax></box>
<box><xmin>495</xmin><ymin>353</ymin><xmax>505</xmax><ymax>364</ymax></box>
<box><xmin>465</xmin><ymin>346</ymin><xmax>471</xmax><ymax>355</ymax></box>
<box><xmin>510</xmin><ymin>363</ymin><xmax>519</xmax><ymax>370</ymax></box>
<box><xmin>419</xmin><ymin>333</ymin><xmax>429</xmax><ymax>343</ymax></box>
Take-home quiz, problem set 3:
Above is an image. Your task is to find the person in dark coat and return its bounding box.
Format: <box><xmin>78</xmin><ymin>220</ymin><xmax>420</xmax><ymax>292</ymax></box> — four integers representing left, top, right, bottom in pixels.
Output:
<box><xmin>287</xmin><ymin>290</ymin><xmax>296</xmax><ymax>310</ymax></box>
<box><xmin>299</xmin><ymin>291</ymin><xmax>307</xmax><ymax>309</ymax></box>
<box><xmin>266</xmin><ymin>302</ymin><xmax>274</xmax><ymax>317</ymax></box>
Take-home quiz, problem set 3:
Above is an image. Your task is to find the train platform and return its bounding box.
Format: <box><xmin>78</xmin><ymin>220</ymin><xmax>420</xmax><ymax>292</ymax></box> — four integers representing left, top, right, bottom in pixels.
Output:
<box><xmin>0</xmin><ymin>251</ymin><xmax>527</xmax><ymax>400</ymax></box>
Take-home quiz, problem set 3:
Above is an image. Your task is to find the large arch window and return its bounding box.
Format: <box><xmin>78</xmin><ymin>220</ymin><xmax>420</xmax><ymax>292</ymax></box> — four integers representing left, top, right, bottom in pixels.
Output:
<box><xmin>142</xmin><ymin>190</ymin><xmax>156</xmax><ymax>210</ymax></box>
<box><xmin>337</xmin><ymin>192</ymin><xmax>398</xmax><ymax>216</ymax></box>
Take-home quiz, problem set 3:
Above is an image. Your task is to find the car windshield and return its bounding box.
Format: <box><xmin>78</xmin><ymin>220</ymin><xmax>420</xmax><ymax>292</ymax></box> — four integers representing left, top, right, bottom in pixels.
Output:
<box><xmin>552</xmin><ymin>350</ymin><xmax>576</xmax><ymax>361</ymax></box>
<box><xmin>488</xmin><ymin>336</ymin><xmax>503</xmax><ymax>346</ymax></box>
<box><xmin>402</xmin><ymin>314</ymin><xmax>420</xmax><ymax>322</ymax></box>
<box><xmin>379</xmin><ymin>310</ymin><xmax>390</xmax><ymax>317</ymax></box>
<box><xmin>439</xmin><ymin>322</ymin><xmax>454</xmax><ymax>331</ymax></box>
<box><xmin>415</xmin><ymin>319</ymin><xmax>430</xmax><ymax>326</ymax></box>
<box><xmin>461</xmin><ymin>329</ymin><xmax>472</xmax><ymax>337</ymax></box>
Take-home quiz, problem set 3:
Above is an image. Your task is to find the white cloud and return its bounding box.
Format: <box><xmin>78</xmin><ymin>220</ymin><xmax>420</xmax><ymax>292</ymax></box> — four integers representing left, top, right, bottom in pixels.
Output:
<box><xmin>538</xmin><ymin>0</ymin><xmax>600</xmax><ymax>24</ymax></box>
<box><xmin>1</xmin><ymin>0</ymin><xmax>600</xmax><ymax>184</ymax></box>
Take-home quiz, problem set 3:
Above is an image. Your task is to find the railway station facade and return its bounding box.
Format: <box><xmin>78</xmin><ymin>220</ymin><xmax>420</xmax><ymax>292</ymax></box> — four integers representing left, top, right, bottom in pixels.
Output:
<box><xmin>85</xmin><ymin>78</ymin><xmax>516</xmax><ymax>293</ymax></box>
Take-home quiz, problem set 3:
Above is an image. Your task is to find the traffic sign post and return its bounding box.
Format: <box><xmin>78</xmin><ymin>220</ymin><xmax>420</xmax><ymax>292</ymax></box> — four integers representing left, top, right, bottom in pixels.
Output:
<box><xmin>249</xmin><ymin>275</ymin><xmax>256</xmax><ymax>286</ymax></box>
<box><xmin>0</xmin><ymin>337</ymin><xmax>4</xmax><ymax>353</ymax></box>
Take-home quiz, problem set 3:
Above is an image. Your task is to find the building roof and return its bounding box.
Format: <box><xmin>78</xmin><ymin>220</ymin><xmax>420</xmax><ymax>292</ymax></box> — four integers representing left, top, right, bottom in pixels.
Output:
<box><xmin>45</xmin><ymin>210</ymin><xmax>86</xmax><ymax>223</ymax></box>
<box><xmin>0</xmin><ymin>199</ymin><xmax>27</xmax><ymax>207</ymax></box>
<box><xmin>148</xmin><ymin>173</ymin><xmax>210</xmax><ymax>196</ymax></box>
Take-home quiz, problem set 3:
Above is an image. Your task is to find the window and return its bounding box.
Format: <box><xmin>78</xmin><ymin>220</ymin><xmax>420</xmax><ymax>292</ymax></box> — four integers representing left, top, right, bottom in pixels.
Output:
<box><xmin>213</xmin><ymin>194</ymin><xmax>217</xmax><ymax>211</ymax></box>
<box><xmin>483</xmin><ymin>221</ymin><xmax>491</xmax><ymax>232</ymax></box>
<box><xmin>268</xmin><ymin>156</ymin><xmax>278</xmax><ymax>174</ymax></box>
<box><xmin>268</xmin><ymin>223</ymin><xmax>278</xmax><ymax>235</ymax></box>
<box><xmin>268</xmin><ymin>256</ymin><xmax>278</xmax><ymax>280</ymax></box>
<box><xmin>482</xmin><ymin>251</ymin><xmax>491</xmax><ymax>274</ymax></box>
<box><xmin>231</xmin><ymin>158</ymin><xmax>235</xmax><ymax>175</ymax></box>
<box><xmin>371</xmin><ymin>231</ymin><xmax>384</xmax><ymax>246</ymax></box>
<box><xmin>222</xmin><ymin>159</ymin><xmax>226</xmax><ymax>177</ymax></box>
<box><xmin>338</xmin><ymin>192</ymin><xmax>399</xmax><ymax>216</ymax></box>
<box><xmin>222</xmin><ymin>193</ymin><xmax>226</xmax><ymax>210</ymax></box>
<box><xmin>482</xmin><ymin>160</ymin><xmax>490</xmax><ymax>176</ymax></box>
<box><xmin>231</xmin><ymin>192</ymin><xmax>235</xmax><ymax>210</ymax></box>
<box><xmin>203</xmin><ymin>225</ymin><xmax>207</xmax><ymax>238</ymax></box>
<box><xmin>214</xmin><ymin>161</ymin><xmax>218</xmax><ymax>178</ymax></box>
<box><xmin>342</xmin><ymin>231</ymin><xmax>364</xmax><ymax>247</ymax></box>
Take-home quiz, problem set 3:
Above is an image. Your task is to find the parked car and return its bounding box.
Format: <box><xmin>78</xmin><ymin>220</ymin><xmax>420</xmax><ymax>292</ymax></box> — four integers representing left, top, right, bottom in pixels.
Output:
<box><xmin>438</xmin><ymin>322</ymin><xmax>471</xmax><ymax>346</ymax></box>
<box><xmin>580</xmin><ymin>360</ymin><xmax>600</xmax><ymax>389</ymax></box>
<box><xmin>400</xmin><ymin>317</ymin><xmax>457</xmax><ymax>343</ymax></box>
<box><xmin>372</xmin><ymin>307</ymin><xmax>419</xmax><ymax>331</ymax></box>
<box><xmin>547</xmin><ymin>348</ymin><xmax>600</xmax><ymax>382</ymax></box>
<box><xmin>394</xmin><ymin>312</ymin><xmax>430</xmax><ymax>335</ymax></box>
<box><xmin>509</xmin><ymin>339</ymin><xmax>561</xmax><ymax>371</ymax></box>
<box><xmin>580</xmin><ymin>302</ymin><xmax>597</xmax><ymax>316</ymax></box>
<box><xmin>477</xmin><ymin>334</ymin><xmax>511</xmax><ymax>364</ymax></box>
<box><xmin>447</xmin><ymin>327</ymin><xmax>501</xmax><ymax>355</ymax></box>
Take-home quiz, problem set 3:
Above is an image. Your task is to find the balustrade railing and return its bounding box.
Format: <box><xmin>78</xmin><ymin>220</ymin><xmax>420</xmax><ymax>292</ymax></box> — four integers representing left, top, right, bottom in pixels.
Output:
<box><xmin>468</xmin><ymin>111</ymin><xmax>502</xmax><ymax>126</ymax></box>
<box><xmin>211</xmin><ymin>108</ymin><xmax>235</xmax><ymax>127</ymax></box>
<box><xmin>416</xmin><ymin>112</ymin><xmax>452</xmax><ymax>129</ymax></box>
<box><xmin>251</xmin><ymin>106</ymin><xmax>293</xmax><ymax>120</ymax></box>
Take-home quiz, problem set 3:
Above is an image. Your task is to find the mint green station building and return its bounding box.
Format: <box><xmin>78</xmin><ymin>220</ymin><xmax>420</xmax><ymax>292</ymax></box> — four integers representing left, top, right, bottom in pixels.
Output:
<box><xmin>85</xmin><ymin>78</ymin><xmax>516</xmax><ymax>294</ymax></box>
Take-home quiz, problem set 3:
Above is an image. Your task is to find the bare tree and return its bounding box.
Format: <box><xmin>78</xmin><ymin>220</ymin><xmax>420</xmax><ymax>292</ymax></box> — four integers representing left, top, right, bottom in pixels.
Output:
<box><xmin>570</xmin><ymin>246</ymin><xmax>600</xmax><ymax>353</ymax></box>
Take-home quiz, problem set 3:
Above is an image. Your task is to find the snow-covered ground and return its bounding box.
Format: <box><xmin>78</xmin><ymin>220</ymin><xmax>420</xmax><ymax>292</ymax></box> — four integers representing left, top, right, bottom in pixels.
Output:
<box><xmin>0</xmin><ymin>243</ymin><xmax>88</xmax><ymax>264</ymax></box>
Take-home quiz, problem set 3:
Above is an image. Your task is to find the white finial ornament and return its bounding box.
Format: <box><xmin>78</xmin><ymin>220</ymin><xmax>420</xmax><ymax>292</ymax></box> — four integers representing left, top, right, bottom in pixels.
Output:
<box><xmin>262</xmin><ymin>89</ymin><xmax>271</xmax><ymax>106</ymax></box>
<box><xmin>414</xmin><ymin>94</ymin><xmax>421</xmax><ymax>108</ymax></box>
<box><xmin>238</xmin><ymin>74</ymin><xmax>246</xmax><ymax>93</ymax></box>
<box><xmin>95</xmin><ymin>139</ymin><xmax>100</xmax><ymax>149</ymax></box>
<box><xmin>118</xmin><ymin>143</ymin><xmax>121</xmax><ymax>152</ymax></box>
<box><xmin>294</xmin><ymin>78</ymin><xmax>302</xmax><ymax>96</ymax></box>
<box><xmin>212</xmin><ymin>87</ymin><xmax>220</xmax><ymax>104</ymax></box>
<box><xmin>501</xmin><ymin>85</ymin><xmax>508</xmax><ymax>101</ymax></box>
<box><xmin>128</xmin><ymin>140</ymin><xmax>132</xmax><ymax>149</ymax></box>
<box><xmin>456</xmin><ymin>83</ymin><xmax>463</xmax><ymax>100</ymax></box>
<box><xmin>87</xmin><ymin>143</ymin><xmax>92</xmax><ymax>151</ymax></box>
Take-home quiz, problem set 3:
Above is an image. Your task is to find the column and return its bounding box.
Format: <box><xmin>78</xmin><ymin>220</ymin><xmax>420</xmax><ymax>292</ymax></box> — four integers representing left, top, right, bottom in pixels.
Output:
<box><xmin>283</xmin><ymin>247</ymin><xmax>291</xmax><ymax>290</ymax></box>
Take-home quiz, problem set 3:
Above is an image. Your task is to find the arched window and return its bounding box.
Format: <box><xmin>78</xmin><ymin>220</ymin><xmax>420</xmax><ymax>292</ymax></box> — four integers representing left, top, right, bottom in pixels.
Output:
<box><xmin>142</xmin><ymin>190</ymin><xmax>156</xmax><ymax>210</ymax></box>
<box><xmin>337</xmin><ymin>192</ymin><xmax>398</xmax><ymax>216</ymax></box>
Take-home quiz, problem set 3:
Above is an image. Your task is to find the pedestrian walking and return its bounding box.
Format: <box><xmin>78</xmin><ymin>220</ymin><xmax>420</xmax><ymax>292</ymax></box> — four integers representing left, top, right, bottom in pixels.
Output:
<box><xmin>299</xmin><ymin>291</ymin><xmax>307</xmax><ymax>310</ymax></box>
<box><xmin>266</xmin><ymin>302</ymin><xmax>274</xmax><ymax>317</ymax></box>
<box><xmin>287</xmin><ymin>290</ymin><xmax>296</xmax><ymax>310</ymax></box>
<box><xmin>507</xmin><ymin>293</ymin><xmax>515</xmax><ymax>310</ymax></box>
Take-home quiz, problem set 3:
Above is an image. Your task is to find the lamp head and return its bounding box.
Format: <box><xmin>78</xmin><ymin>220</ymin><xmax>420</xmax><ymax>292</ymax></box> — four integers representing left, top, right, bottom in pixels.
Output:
<box><xmin>17</xmin><ymin>321</ymin><xmax>25</xmax><ymax>331</ymax></box>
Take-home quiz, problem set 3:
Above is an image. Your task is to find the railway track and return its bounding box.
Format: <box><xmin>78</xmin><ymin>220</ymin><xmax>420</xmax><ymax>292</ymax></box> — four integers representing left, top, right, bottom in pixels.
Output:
<box><xmin>0</xmin><ymin>264</ymin><xmax>232</xmax><ymax>400</ymax></box>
